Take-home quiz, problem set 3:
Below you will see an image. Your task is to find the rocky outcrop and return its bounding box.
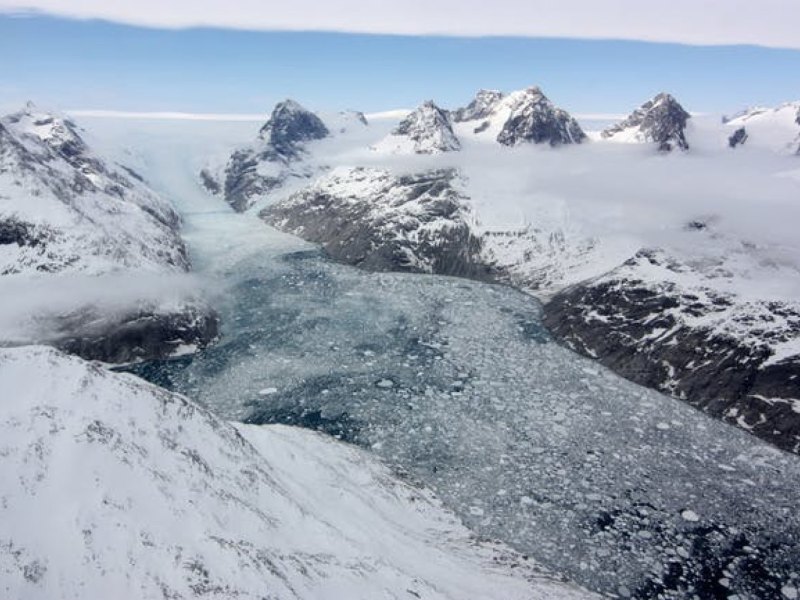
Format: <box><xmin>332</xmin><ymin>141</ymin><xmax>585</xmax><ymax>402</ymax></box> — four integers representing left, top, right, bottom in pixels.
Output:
<box><xmin>729</xmin><ymin>126</ymin><xmax>748</xmax><ymax>148</ymax></box>
<box><xmin>452</xmin><ymin>89</ymin><xmax>505</xmax><ymax>123</ymax></box>
<box><xmin>375</xmin><ymin>101</ymin><xmax>461</xmax><ymax>154</ymax></box>
<box><xmin>496</xmin><ymin>87</ymin><xmax>586</xmax><ymax>147</ymax></box>
<box><xmin>260</xmin><ymin>167</ymin><xmax>493</xmax><ymax>279</ymax></box>
<box><xmin>257</xmin><ymin>99</ymin><xmax>329</xmax><ymax>159</ymax></box>
<box><xmin>210</xmin><ymin>100</ymin><xmax>329</xmax><ymax>212</ymax></box>
<box><xmin>543</xmin><ymin>249</ymin><xmax>800</xmax><ymax>454</ymax></box>
<box><xmin>52</xmin><ymin>302</ymin><xmax>219</xmax><ymax>364</ymax></box>
<box><xmin>602</xmin><ymin>93</ymin><xmax>691</xmax><ymax>151</ymax></box>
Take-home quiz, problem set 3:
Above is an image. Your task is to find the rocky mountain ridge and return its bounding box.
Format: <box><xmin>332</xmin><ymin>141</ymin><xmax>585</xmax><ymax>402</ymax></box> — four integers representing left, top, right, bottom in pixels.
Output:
<box><xmin>602</xmin><ymin>93</ymin><xmax>691</xmax><ymax>151</ymax></box>
<box><xmin>374</xmin><ymin>100</ymin><xmax>461</xmax><ymax>154</ymax></box>
<box><xmin>0</xmin><ymin>103</ymin><xmax>218</xmax><ymax>362</ymax></box>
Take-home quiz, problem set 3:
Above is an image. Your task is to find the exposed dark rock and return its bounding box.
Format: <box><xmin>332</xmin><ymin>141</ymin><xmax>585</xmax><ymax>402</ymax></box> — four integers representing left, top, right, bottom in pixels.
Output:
<box><xmin>54</xmin><ymin>304</ymin><xmax>220</xmax><ymax>364</ymax></box>
<box><xmin>199</xmin><ymin>169</ymin><xmax>221</xmax><ymax>195</ymax></box>
<box><xmin>261</xmin><ymin>167</ymin><xmax>494</xmax><ymax>280</ymax></box>
<box><xmin>0</xmin><ymin>218</ymin><xmax>44</xmax><ymax>247</ymax></box>
<box><xmin>452</xmin><ymin>89</ymin><xmax>505</xmax><ymax>122</ymax></box>
<box><xmin>389</xmin><ymin>101</ymin><xmax>461</xmax><ymax>154</ymax></box>
<box><xmin>497</xmin><ymin>87</ymin><xmax>586</xmax><ymax>147</ymax></box>
<box><xmin>603</xmin><ymin>93</ymin><xmax>691</xmax><ymax>152</ymax></box>
<box><xmin>543</xmin><ymin>250</ymin><xmax>800</xmax><ymax>454</ymax></box>
<box><xmin>258</xmin><ymin>99</ymin><xmax>329</xmax><ymax>159</ymax></box>
<box><xmin>217</xmin><ymin>100</ymin><xmax>329</xmax><ymax>212</ymax></box>
<box><xmin>729</xmin><ymin>127</ymin><xmax>748</xmax><ymax>148</ymax></box>
<box><xmin>221</xmin><ymin>149</ymin><xmax>284</xmax><ymax>212</ymax></box>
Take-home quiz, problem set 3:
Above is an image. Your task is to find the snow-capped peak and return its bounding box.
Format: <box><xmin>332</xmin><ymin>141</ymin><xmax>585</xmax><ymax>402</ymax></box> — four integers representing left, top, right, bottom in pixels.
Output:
<box><xmin>374</xmin><ymin>100</ymin><xmax>461</xmax><ymax>154</ymax></box>
<box><xmin>257</xmin><ymin>99</ymin><xmax>329</xmax><ymax>157</ymax></box>
<box><xmin>494</xmin><ymin>86</ymin><xmax>587</xmax><ymax>147</ymax></box>
<box><xmin>452</xmin><ymin>89</ymin><xmax>505</xmax><ymax>122</ymax></box>
<box><xmin>602</xmin><ymin>92</ymin><xmax>691</xmax><ymax>151</ymax></box>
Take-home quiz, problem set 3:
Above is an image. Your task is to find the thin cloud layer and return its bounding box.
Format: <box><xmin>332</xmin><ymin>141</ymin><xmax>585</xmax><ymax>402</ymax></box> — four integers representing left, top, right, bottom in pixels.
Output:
<box><xmin>2</xmin><ymin>0</ymin><xmax>800</xmax><ymax>49</ymax></box>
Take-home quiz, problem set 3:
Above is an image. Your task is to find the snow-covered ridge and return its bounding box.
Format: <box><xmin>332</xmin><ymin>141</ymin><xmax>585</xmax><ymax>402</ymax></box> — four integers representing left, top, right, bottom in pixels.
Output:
<box><xmin>261</xmin><ymin>165</ymin><xmax>493</xmax><ymax>278</ymax></box>
<box><xmin>0</xmin><ymin>345</ymin><xmax>591</xmax><ymax>600</ymax></box>
<box><xmin>723</xmin><ymin>101</ymin><xmax>800</xmax><ymax>154</ymax></box>
<box><xmin>0</xmin><ymin>103</ymin><xmax>219</xmax><ymax>362</ymax></box>
<box><xmin>373</xmin><ymin>100</ymin><xmax>461</xmax><ymax>155</ymax></box>
<box><xmin>451</xmin><ymin>89</ymin><xmax>505</xmax><ymax>123</ymax></box>
<box><xmin>601</xmin><ymin>93</ymin><xmax>691</xmax><ymax>151</ymax></box>
<box><xmin>454</xmin><ymin>86</ymin><xmax>586</xmax><ymax>146</ymax></box>
<box><xmin>0</xmin><ymin>103</ymin><xmax>188</xmax><ymax>275</ymax></box>
<box><xmin>545</xmin><ymin>245</ymin><xmax>800</xmax><ymax>453</ymax></box>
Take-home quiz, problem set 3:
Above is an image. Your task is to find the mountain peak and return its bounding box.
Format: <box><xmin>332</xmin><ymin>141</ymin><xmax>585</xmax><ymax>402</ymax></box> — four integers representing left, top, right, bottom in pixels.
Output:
<box><xmin>497</xmin><ymin>87</ymin><xmax>586</xmax><ymax>147</ymax></box>
<box><xmin>452</xmin><ymin>89</ymin><xmax>505</xmax><ymax>122</ymax></box>
<box><xmin>258</xmin><ymin>99</ymin><xmax>329</xmax><ymax>157</ymax></box>
<box><xmin>387</xmin><ymin>100</ymin><xmax>461</xmax><ymax>154</ymax></box>
<box><xmin>602</xmin><ymin>92</ymin><xmax>691</xmax><ymax>151</ymax></box>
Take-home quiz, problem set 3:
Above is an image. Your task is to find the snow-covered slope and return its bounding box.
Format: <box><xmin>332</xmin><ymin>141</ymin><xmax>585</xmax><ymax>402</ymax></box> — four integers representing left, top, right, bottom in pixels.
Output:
<box><xmin>0</xmin><ymin>104</ymin><xmax>218</xmax><ymax>362</ymax></box>
<box><xmin>454</xmin><ymin>86</ymin><xmax>586</xmax><ymax>146</ymax></box>
<box><xmin>0</xmin><ymin>103</ymin><xmax>188</xmax><ymax>275</ymax></box>
<box><xmin>373</xmin><ymin>100</ymin><xmax>461</xmax><ymax>154</ymax></box>
<box><xmin>601</xmin><ymin>93</ymin><xmax>691</xmax><ymax>151</ymax></box>
<box><xmin>723</xmin><ymin>102</ymin><xmax>800</xmax><ymax>154</ymax></box>
<box><xmin>0</xmin><ymin>345</ymin><xmax>590</xmax><ymax>600</ymax></box>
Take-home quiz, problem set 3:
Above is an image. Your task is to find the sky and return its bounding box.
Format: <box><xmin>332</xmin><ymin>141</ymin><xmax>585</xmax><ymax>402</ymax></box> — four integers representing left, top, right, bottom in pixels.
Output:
<box><xmin>1</xmin><ymin>3</ymin><xmax>799</xmax><ymax>116</ymax></box>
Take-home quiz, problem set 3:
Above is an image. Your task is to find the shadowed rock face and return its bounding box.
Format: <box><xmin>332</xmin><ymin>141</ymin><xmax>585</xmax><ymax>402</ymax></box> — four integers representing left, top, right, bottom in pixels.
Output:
<box><xmin>391</xmin><ymin>101</ymin><xmax>461</xmax><ymax>154</ymax></box>
<box><xmin>497</xmin><ymin>87</ymin><xmax>586</xmax><ymax>147</ymax></box>
<box><xmin>213</xmin><ymin>100</ymin><xmax>329</xmax><ymax>212</ymax></box>
<box><xmin>54</xmin><ymin>304</ymin><xmax>219</xmax><ymax>364</ymax></box>
<box><xmin>543</xmin><ymin>250</ymin><xmax>800</xmax><ymax>454</ymax></box>
<box><xmin>603</xmin><ymin>93</ymin><xmax>691</xmax><ymax>151</ymax></box>
<box><xmin>452</xmin><ymin>89</ymin><xmax>505</xmax><ymax>122</ymax></box>
<box><xmin>258</xmin><ymin>99</ymin><xmax>330</xmax><ymax>158</ymax></box>
<box><xmin>261</xmin><ymin>167</ymin><xmax>494</xmax><ymax>280</ymax></box>
<box><xmin>729</xmin><ymin>126</ymin><xmax>748</xmax><ymax>148</ymax></box>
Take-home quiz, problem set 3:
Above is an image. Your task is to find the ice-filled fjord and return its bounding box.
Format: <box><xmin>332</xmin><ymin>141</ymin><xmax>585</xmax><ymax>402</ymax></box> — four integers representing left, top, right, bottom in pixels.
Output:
<box><xmin>67</xmin><ymin>114</ymin><xmax>800</xmax><ymax>599</ymax></box>
<box><xmin>1</xmin><ymin>346</ymin><xmax>590</xmax><ymax>600</ymax></box>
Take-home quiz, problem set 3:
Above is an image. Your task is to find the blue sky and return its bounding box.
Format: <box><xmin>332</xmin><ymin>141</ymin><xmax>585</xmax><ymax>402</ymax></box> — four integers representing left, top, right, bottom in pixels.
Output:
<box><xmin>2</xmin><ymin>14</ymin><xmax>799</xmax><ymax>116</ymax></box>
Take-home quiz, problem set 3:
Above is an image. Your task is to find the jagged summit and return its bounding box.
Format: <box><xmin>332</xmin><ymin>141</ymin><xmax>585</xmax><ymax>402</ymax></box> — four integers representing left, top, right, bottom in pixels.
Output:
<box><xmin>452</xmin><ymin>89</ymin><xmax>505</xmax><ymax>122</ymax></box>
<box><xmin>496</xmin><ymin>87</ymin><xmax>586</xmax><ymax>147</ymax></box>
<box><xmin>205</xmin><ymin>99</ymin><xmax>330</xmax><ymax>211</ymax></box>
<box><xmin>376</xmin><ymin>100</ymin><xmax>461</xmax><ymax>154</ymax></box>
<box><xmin>602</xmin><ymin>92</ymin><xmax>691</xmax><ymax>151</ymax></box>
<box><xmin>258</xmin><ymin>99</ymin><xmax>329</xmax><ymax>158</ymax></box>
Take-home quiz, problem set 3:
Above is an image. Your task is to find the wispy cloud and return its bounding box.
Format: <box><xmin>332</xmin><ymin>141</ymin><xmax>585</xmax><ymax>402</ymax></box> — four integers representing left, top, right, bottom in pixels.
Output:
<box><xmin>2</xmin><ymin>0</ymin><xmax>800</xmax><ymax>49</ymax></box>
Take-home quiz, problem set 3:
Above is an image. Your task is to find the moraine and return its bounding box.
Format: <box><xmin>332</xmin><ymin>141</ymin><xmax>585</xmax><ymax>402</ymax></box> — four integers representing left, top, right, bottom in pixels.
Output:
<box><xmin>82</xmin><ymin>116</ymin><xmax>800</xmax><ymax>600</ymax></box>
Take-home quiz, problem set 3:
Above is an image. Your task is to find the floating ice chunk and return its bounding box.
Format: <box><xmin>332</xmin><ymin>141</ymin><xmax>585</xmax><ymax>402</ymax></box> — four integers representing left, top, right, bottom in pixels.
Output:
<box><xmin>258</xmin><ymin>387</ymin><xmax>279</xmax><ymax>396</ymax></box>
<box><xmin>681</xmin><ymin>510</ymin><xmax>700</xmax><ymax>522</ymax></box>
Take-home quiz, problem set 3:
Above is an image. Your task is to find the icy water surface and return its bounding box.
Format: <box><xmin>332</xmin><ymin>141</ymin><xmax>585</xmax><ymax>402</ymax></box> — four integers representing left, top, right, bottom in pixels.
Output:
<box><xmin>93</xmin><ymin>118</ymin><xmax>800</xmax><ymax>599</ymax></box>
